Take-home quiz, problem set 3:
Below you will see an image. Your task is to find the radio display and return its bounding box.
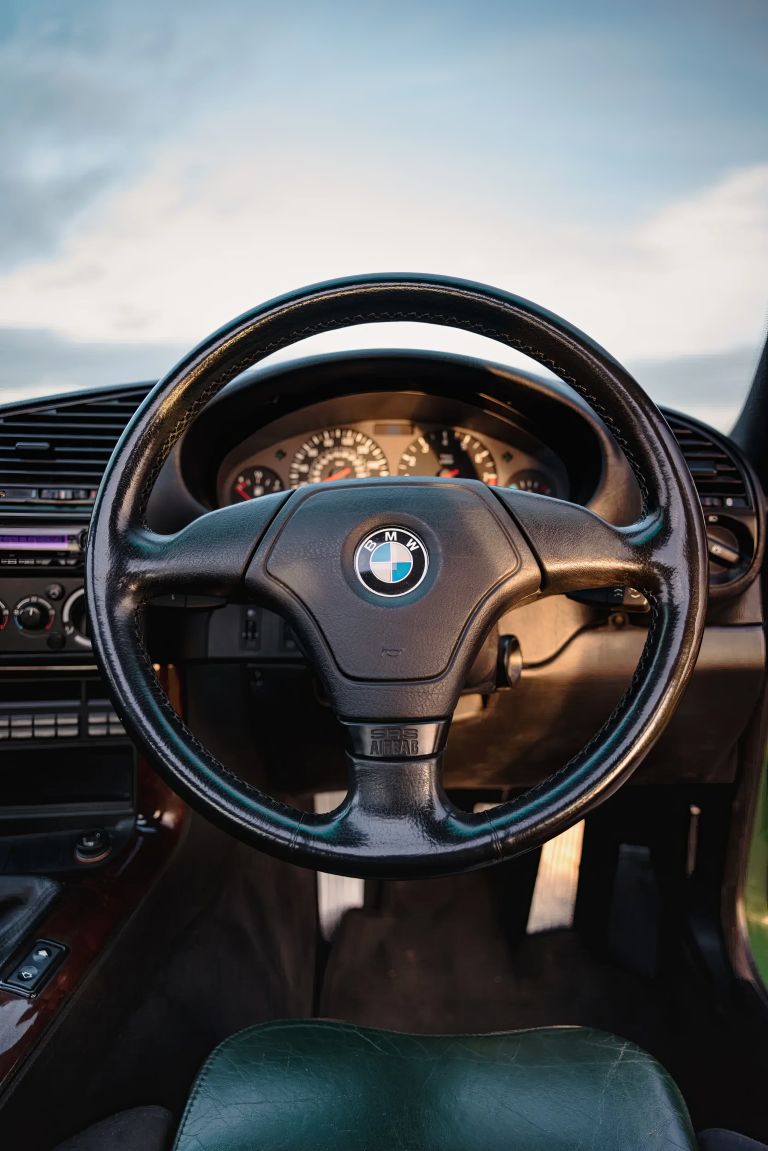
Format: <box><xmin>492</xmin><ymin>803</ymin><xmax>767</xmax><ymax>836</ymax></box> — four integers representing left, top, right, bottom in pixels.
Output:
<box><xmin>0</xmin><ymin>533</ymin><xmax>72</xmax><ymax>550</ymax></box>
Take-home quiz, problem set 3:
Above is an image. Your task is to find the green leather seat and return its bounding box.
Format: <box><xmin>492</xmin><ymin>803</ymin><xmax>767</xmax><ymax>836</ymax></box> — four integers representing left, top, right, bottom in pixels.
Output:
<box><xmin>173</xmin><ymin>1020</ymin><xmax>697</xmax><ymax>1150</ymax></box>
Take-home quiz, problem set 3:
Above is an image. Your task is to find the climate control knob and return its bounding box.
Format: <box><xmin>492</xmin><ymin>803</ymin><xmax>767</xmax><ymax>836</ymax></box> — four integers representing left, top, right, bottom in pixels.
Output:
<box><xmin>62</xmin><ymin>587</ymin><xmax>90</xmax><ymax>647</ymax></box>
<box><xmin>14</xmin><ymin>596</ymin><xmax>54</xmax><ymax>633</ymax></box>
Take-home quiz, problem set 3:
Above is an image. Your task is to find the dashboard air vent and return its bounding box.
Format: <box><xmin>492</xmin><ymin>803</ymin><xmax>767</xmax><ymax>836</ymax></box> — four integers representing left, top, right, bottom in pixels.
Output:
<box><xmin>665</xmin><ymin>412</ymin><xmax>750</xmax><ymax>509</ymax></box>
<box><xmin>0</xmin><ymin>384</ymin><xmax>152</xmax><ymax>506</ymax></box>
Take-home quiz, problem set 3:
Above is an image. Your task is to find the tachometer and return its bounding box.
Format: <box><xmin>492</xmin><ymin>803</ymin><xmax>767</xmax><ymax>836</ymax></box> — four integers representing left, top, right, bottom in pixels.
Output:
<box><xmin>398</xmin><ymin>428</ymin><xmax>498</xmax><ymax>484</ymax></box>
<box><xmin>229</xmin><ymin>466</ymin><xmax>284</xmax><ymax>502</ymax></box>
<box><xmin>289</xmin><ymin>428</ymin><xmax>389</xmax><ymax>486</ymax></box>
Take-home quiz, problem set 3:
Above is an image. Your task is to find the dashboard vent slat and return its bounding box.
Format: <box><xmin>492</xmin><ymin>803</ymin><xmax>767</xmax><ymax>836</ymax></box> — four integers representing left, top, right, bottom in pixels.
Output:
<box><xmin>0</xmin><ymin>384</ymin><xmax>154</xmax><ymax>508</ymax></box>
<box><xmin>665</xmin><ymin>412</ymin><xmax>750</xmax><ymax>509</ymax></box>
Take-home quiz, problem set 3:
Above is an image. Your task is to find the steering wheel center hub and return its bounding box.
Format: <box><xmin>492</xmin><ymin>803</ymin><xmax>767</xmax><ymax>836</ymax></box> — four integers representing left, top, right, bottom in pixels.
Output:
<box><xmin>252</xmin><ymin>477</ymin><xmax>534</xmax><ymax>696</ymax></box>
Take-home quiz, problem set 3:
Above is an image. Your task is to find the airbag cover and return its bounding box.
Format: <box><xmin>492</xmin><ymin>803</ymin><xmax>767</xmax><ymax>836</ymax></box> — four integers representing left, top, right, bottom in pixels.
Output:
<box><xmin>262</xmin><ymin>479</ymin><xmax>534</xmax><ymax>681</ymax></box>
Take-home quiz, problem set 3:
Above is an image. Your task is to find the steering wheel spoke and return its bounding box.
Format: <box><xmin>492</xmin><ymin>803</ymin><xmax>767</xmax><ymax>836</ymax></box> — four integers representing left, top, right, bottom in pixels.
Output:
<box><xmin>328</xmin><ymin>751</ymin><xmax>459</xmax><ymax>872</ymax></box>
<box><xmin>118</xmin><ymin>492</ymin><xmax>290</xmax><ymax>602</ymax></box>
<box><xmin>307</xmin><ymin>719</ymin><xmax>484</xmax><ymax>876</ymax></box>
<box><xmin>496</xmin><ymin>488</ymin><xmax>668</xmax><ymax>599</ymax></box>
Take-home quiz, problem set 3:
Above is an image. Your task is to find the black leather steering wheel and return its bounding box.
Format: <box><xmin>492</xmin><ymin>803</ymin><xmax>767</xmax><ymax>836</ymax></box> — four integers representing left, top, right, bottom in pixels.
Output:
<box><xmin>86</xmin><ymin>274</ymin><xmax>707</xmax><ymax>878</ymax></box>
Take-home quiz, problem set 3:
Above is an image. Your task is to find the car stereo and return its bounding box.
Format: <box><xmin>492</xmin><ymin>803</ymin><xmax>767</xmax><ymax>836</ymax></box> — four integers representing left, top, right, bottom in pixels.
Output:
<box><xmin>0</xmin><ymin>525</ymin><xmax>87</xmax><ymax>570</ymax></box>
<box><xmin>0</xmin><ymin>521</ymin><xmax>91</xmax><ymax>656</ymax></box>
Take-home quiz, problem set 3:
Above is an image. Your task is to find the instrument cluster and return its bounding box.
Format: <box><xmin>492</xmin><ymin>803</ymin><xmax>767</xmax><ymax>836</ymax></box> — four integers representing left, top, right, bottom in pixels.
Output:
<box><xmin>220</xmin><ymin>419</ymin><xmax>566</xmax><ymax>506</ymax></box>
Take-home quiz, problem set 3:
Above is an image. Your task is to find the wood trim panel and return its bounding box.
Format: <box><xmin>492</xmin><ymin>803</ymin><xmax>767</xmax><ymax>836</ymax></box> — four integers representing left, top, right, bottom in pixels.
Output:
<box><xmin>0</xmin><ymin>666</ymin><xmax>188</xmax><ymax>1096</ymax></box>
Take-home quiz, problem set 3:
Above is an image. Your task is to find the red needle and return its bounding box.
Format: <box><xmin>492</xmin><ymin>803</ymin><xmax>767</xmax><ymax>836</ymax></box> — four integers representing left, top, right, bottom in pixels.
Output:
<box><xmin>441</xmin><ymin>467</ymin><xmax>460</xmax><ymax>477</ymax></box>
<box><xmin>235</xmin><ymin>483</ymin><xmax>251</xmax><ymax>500</ymax></box>
<box><xmin>323</xmin><ymin>467</ymin><xmax>352</xmax><ymax>481</ymax></box>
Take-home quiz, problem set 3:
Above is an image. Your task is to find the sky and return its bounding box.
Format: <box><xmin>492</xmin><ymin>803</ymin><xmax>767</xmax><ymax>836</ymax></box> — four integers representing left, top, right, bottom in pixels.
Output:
<box><xmin>0</xmin><ymin>0</ymin><xmax>766</xmax><ymax>429</ymax></box>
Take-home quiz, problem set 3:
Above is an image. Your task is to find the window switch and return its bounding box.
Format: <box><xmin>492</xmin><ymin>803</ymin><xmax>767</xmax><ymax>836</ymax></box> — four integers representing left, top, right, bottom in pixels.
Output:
<box><xmin>1</xmin><ymin>939</ymin><xmax>67</xmax><ymax>997</ymax></box>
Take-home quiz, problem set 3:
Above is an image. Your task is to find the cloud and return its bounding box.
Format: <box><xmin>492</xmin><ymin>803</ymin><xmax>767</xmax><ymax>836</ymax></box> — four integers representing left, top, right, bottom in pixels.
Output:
<box><xmin>0</xmin><ymin>1</ymin><xmax>765</xmax><ymax>428</ymax></box>
<box><xmin>0</xmin><ymin>322</ymin><xmax>756</xmax><ymax>437</ymax></box>
<box><xmin>0</xmin><ymin>151</ymin><xmax>764</xmax><ymax>366</ymax></box>
<box><xmin>0</xmin><ymin>0</ymin><xmax>269</xmax><ymax>270</ymax></box>
<box><xmin>0</xmin><ymin>326</ymin><xmax>183</xmax><ymax>404</ymax></box>
<box><xmin>1</xmin><ymin>0</ymin><xmax>766</xmax><ymax>281</ymax></box>
<box><xmin>629</xmin><ymin>345</ymin><xmax>761</xmax><ymax>431</ymax></box>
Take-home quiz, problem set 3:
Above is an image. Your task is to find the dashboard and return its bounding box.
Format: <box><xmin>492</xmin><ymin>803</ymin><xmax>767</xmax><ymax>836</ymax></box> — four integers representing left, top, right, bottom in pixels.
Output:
<box><xmin>0</xmin><ymin>347</ymin><xmax>764</xmax><ymax>877</ymax></box>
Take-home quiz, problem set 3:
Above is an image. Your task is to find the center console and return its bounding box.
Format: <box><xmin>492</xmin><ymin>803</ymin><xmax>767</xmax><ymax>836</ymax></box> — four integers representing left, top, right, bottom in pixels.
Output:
<box><xmin>0</xmin><ymin>513</ymin><xmax>138</xmax><ymax>876</ymax></box>
<box><xmin>0</xmin><ymin>511</ymin><xmax>187</xmax><ymax>1103</ymax></box>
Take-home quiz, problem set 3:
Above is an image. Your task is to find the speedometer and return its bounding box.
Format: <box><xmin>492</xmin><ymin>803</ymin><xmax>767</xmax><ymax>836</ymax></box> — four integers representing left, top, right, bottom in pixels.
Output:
<box><xmin>398</xmin><ymin>428</ymin><xmax>498</xmax><ymax>484</ymax></box>
<box><xmin>289</xmin><ymin>427</ymin><xmax>389</xmax><ymax>486</ymax></box>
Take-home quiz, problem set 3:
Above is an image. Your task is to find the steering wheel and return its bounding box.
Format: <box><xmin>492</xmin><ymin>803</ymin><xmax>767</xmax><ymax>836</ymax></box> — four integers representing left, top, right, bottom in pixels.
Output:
<box><xmin>86</xmin><ymin>275</ymin><xmax>707</xmax><ymax>878</ymax></box>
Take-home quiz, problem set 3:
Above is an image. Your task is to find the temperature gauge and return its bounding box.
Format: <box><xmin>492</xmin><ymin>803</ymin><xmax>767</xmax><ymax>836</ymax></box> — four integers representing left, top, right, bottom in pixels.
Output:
<box><xmin>507</xmin><ymin>469</ymin><xmax>554</xmax><ymax>496</ymax></box>
<box><xmin>229</xmin><ymin>467</ymin><xmax>285</xmax><ymax>502</ymax></box>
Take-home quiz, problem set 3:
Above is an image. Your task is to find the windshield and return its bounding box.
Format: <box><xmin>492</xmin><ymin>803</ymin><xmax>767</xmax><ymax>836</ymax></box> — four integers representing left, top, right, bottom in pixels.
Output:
<box><xmin>1</xmin><ymin>1</ymin><xmax>766</xmax><ymax>430</ymax></box>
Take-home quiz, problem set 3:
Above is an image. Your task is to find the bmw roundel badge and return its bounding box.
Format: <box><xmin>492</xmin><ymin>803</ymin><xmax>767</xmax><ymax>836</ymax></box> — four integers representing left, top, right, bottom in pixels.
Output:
<box><xmin>354</xmin><ymin>526</ymin><xmax>429</xmax><ymax>598</ymax></box>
